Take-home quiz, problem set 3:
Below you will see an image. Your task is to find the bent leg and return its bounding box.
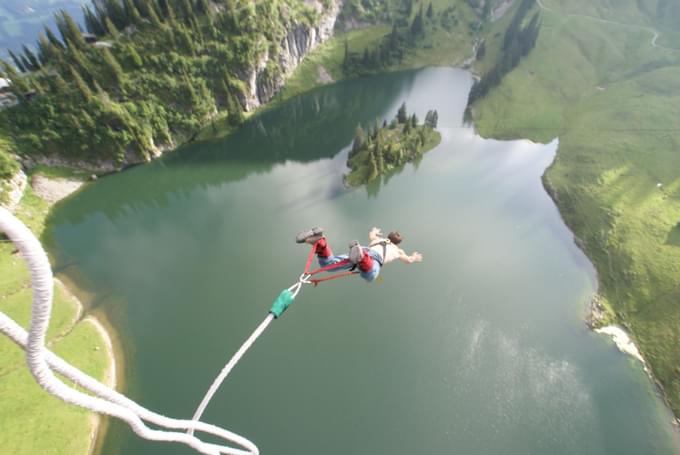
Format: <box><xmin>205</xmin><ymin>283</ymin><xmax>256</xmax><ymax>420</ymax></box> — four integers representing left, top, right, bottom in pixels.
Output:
<box><xmin>358</xmin><ymin>250</ymin><xmax>381</xmax><ymax>282</ymax></box>
<box><xmin>316</xmin><ymin>238</ymin><xmax>354</xmax><ymax>272</ymax></box>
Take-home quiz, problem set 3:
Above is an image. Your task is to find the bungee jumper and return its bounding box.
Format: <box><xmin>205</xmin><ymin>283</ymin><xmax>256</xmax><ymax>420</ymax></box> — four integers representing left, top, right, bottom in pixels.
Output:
<box><xmin>1</xmin><ymin>205</ymin><xmax>425</xmax><ymax>454</ymax></box>
<box><xmin>295</xmin><ymin>226</ymin><xmax>424</xmax><ymax>283</ymax></box>
<box><xmin>191</xmin><ymin>226</ymin><xmax>424</xmax><ymax>435</ymax></box>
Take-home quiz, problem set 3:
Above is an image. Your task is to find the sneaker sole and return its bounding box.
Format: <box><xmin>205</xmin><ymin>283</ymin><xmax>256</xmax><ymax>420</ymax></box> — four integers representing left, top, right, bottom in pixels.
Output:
<box><xmin>348</xmin><ymin>240</ymin><xmax>363</xmax><ymax>263</ymax></box>
<box><xmin>296</xmin><ymin>227</ymin><xmax>324</xmax><ymax>243</ymax></box>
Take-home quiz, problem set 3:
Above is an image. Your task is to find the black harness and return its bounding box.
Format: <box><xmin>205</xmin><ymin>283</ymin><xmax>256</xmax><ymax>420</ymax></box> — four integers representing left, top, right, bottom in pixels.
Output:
<box><xmin>368</xmin><ymin>240</ymin><xmax>389</xmax><ymax>267</ymax></box>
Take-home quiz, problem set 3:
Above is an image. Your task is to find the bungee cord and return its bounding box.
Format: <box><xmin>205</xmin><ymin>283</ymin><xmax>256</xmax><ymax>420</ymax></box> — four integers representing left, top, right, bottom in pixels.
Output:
<box><xmin>0</xmin><ymin>207</ymin><xmax>257</xmax><ymax>455</ymax></box>
<box><xmin>189</xmin><ymin>313</ymin><xmax>275</xmax><ymax>435</ymax></box>
<box><xmin>189</xmin><ymin>238</ymin><xmax>357</xmax><ymax>431</ymax></box>
<box><xmin>1</xmin><ymin>207</ymin><xmax>355</xmax><ymax>453</ymax></box>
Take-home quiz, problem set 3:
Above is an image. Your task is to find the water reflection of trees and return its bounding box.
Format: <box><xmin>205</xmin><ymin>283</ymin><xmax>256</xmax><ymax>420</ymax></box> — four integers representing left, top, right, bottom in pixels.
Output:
<box><xmin>50</xmin><ymin>71</ymin><xmax>419</xmax><ymax>225</ymax></box>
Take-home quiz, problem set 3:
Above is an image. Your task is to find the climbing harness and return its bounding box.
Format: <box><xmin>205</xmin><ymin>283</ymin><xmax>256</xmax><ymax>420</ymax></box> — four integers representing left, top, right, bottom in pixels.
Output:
<box><xmin>0</xmin><ymin>211</ymin><xmax>357</xmax><ymax>454</ymax></box>
<box><xmin>189</xmin><ymin>239</ymin><xmax>359</xmax><ymax>430</ymax></box>
<box><xmin>368</xmin><ymin>239</ymin><xmax>391</xmax><ymax>267</ymax></box>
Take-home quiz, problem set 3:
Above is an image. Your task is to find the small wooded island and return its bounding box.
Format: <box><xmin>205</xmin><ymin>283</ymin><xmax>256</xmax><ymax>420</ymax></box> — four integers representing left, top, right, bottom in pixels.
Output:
<box><xmin>345</xmin><ymin>102</ymin><xmax>440</xmax><ymax>186</ymax></box>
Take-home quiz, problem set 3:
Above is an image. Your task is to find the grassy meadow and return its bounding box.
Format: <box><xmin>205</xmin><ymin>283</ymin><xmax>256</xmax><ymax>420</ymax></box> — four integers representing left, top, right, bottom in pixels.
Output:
<box><xmin>471</xmin><ymin>0</ymin><xmax>680</xmax><ymax>416</ymax></box>
<box><xmin>0</xmin><ymin>177</ymin><xmax>112</xmax><ymax>454</ymax></box>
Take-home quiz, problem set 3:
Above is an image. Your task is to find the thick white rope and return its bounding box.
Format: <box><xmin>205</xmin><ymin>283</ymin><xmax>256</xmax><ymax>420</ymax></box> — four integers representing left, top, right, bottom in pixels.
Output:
<box><xmin>0</xmin><ymin>207</ymin><xmax>259</xmax><ymax>455</ymax></box>
<box><xmin>189</xmin><ymin>313</ymin><xmax>275</xmax><ymax>435</ymax></box>
<box><xmin>0</xmin><ymin>313</ymin><xmax>257</xmax><ymax>455</ymax></box>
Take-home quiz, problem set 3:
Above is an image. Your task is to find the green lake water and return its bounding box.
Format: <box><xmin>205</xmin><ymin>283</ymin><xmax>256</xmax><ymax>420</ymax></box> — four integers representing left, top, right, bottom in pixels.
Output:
<box><xmin>46</xmin><ymin>67</ymin><xmax>680</xmax><ymax>455</ymax></box>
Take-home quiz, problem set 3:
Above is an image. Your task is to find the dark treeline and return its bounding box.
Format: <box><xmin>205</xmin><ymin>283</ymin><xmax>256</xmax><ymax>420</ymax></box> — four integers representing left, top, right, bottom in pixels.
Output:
<box><xmin>346</xmin><ymin>101</ymin><xmax>439</xmax><ymax>185</ymax></box>
<box><xmin>467</xmin><ymin>0</ymin><xmax>539</xmax><ymax>105</ymax></box>
<box><xmin>342</xmin><ymin>0</ymin><xmax>452</xmax><ymax>75</ymax></box>
<box><xmin>0</xmin><ymin>0</ymin><xmax>321</xmax><ymax>165</ymax></box>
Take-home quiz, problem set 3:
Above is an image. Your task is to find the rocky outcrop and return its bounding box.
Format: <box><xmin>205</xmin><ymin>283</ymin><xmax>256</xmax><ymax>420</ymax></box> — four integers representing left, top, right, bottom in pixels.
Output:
<box><xmin>240</xmin><ymin>0</ymin><xmax>341</xmax><ymax>110</ymax></box>
<box><xmin>0</xmin><ymin>168</ymin><xmax>27</xmax><ymax>212</ymax></box>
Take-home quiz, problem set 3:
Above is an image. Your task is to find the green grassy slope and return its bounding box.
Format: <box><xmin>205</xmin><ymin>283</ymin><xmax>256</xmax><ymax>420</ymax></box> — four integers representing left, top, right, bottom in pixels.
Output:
<box><xmin>471</xmin><ymin>0</ymin><xmax>680</xmax><ymax>416</ymax></box>
<box><xmin>0</xmin><ymin>183</ymin><xmax>112</xmax><ymax>454</ymax></box>
<box><xmin>279</xmin><ymin>0</ymin><xmax>477</xmax><ymax>102</ymax></box>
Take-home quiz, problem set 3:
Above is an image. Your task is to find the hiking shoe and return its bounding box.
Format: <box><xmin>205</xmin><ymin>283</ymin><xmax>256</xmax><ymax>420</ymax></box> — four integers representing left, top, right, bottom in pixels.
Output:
<box><xmin>348</xmin><ymin>240</ymin><xmax>363</xmax><ymax>263</ymax></box>
<box><xmin>296</xmin><ymin>227</ymin><xmax>324</xmax><ymax>244</ymax></box>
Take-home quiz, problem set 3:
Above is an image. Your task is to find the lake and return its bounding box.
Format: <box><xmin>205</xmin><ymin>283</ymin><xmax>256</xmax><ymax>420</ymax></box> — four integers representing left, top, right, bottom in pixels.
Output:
<box><xmin>47</xmin><ymin>67</ymin><xmax>680</xmax><ymax>455</ymax></box>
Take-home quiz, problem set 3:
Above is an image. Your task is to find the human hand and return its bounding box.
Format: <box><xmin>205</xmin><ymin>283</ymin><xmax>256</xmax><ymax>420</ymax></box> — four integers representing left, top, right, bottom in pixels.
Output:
<box><xmin>411</xmin><ymin>252</ymin><xmax>423</xmax><ymax>263</ymax></box>
<box><xmin>370</xmin><ymin>227</ymin><xmax>382</xmax><ymax>237</ymax></box>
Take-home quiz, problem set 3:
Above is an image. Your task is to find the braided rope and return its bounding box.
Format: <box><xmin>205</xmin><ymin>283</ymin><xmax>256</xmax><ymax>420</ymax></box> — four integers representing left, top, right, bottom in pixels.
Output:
<box><xmin>0</xmin><ymin>207</ymin><xmax>258</xmax><ymax>455</ymax></box>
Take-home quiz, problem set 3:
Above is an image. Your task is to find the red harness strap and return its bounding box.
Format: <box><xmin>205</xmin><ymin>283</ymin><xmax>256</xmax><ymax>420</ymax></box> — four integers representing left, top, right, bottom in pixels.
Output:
<box><xmin>303</xmin><ymin>240</ymin><xmax>359</xmax><ymax>282</ymax></box>
<box><xmin>310</xmin><ymin>271</ymin><xmax>359</xmax><ymax>286</ymax></box>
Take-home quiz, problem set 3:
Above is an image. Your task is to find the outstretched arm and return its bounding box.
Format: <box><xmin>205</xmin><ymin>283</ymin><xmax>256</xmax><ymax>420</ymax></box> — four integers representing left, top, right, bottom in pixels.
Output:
<box><xmin>399</xmin><ymin>249</ymin><xmax>423</xmax><ymax>264</ymax></box>
<box><xmin>368</xmin><ymin>227</ymin><xmax>383</xmax><ymax>243</ymax></box>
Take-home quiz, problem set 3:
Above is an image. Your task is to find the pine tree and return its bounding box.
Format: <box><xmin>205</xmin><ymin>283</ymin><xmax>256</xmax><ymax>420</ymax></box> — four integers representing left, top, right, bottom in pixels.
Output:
<box><xmin>102</xmin><ymin>47</ymin><xmax>125</xmax><ymax>86</ymax></box>
<box><xmin>69</xmin><ymin>65</ymin><xmax>93</xmax><ymax>100</ymax></box>
<box><xmin>44</xmin><ymin>26</ymin><xmax>64</xmax><ymax>49</ymax></box>
<box><xmin>83</xmin><ymin>5</ymin><xmax>105</xmax><ymax>36</ymax></box>
<box><xmin>410</xmin><ymin>113</ymin><xmax>418</xmax><ymax>128</ymax></box>
<box><xmin>178</xmin><ymin>0</ymin><xmax>196</xmax><ymax>24</ymax></box>
<box><xmin>404</xmin><ymin>0</ymin><xmax>413</xmax><ymax>17</ymax></box>
<box><xmin>30</xmin><ymin>77</ymin><xmax>45</xmax><ymax>94</ymax></box>
<box><xmin>68</xmin><ymin>40</ymin><xmax>94</xmax><ymax>81</ymax></box>
<box><xmin>375</xmin><ymin>139</ymin><xmax>384</xmax><ymax>173</ymax></box>
<box><xmin>93</xmin><ymin>80</ymin><xmax>111</xmax><ymax>101</ymax></box>
<box><xmin>389</xmin><ymin>24</ymin><xmax>399</xmax><ymax>52</ymax></box>
<box><xmin>426</xmin><ymin>2</ymin><xmax>434</xmax><ymax>18</ymax></box>
<box><xmin>150</xmin><ymin>0</ymin><xmax>165</xmax><ymax>21</ymax></box>
<box><xmin>397</xmin><ymin>102</ymin><xmax>408</xmax><ymax>123</ymax></box>
<box><xmin>352</xmin><ymin>125</ymin><xmax>365</xmax><ymax>155</ymax></box>
<box><xmin>411</xmin><ymin>6</ymin><xmax>424</xmax><ymax>36</ymax></box>
<box><xmin>51</xmin><ymin>72</ymin><xmax>69</xmax><ymax>92</ymax></box>
<box><xmin>22</xmin><ymin>45</ymin><xmax>41</xmax><ymax>71</ymax></box>
<box><xmin>165</xmin><ymin>0</ymin><xmax>178</xmax><ymax>25</ymax></box>
<box><xmin>19</xmin><ymin>55</ymin><xmax>33</xmax><ymax>73</ymax></box>
<box><xmin>177</xmin><ymin>26</ymin><xmax>195</xmax><ymax>55</ymax></box>
<box><xmin>145</xmin><ymin>0</ymin><xmax>164</xmax><ymax>28</ymax></box>
<box><xmin>104</xmin><ymin>0</ymin><xmax>128</xmax><ymax>29</ymax></box>
<box><xmin>123</xmin><ymin>0</ymin><xmax>144</xmax><ymax>25</ymax></box>
<box><xmin>196</xmin><ymin>0</ymin><xmax>211</xmax><ymax>15</ymax></box>
<box><xmin>8</xmin><ymin>50</ymin><xmax>26</xmax><ymax>73</ymax></box>
<box><xmin>225</xmin><ymin>87</ymin><xmax>244</xmax><ymax>125</ymax></box>
<box><xmin>57</xmin><ymin>11</ymin><xmax>87</xmax><ymax>50</ymax></box>
<box><xmin>425</xmin><ymin>110</ymin><xmax>433</xmax><ymax>128</ymax></box>
<box><xmin>105</xmin><ymin>17</ymin><xmax>120</xmax><ymax>38</ymax></box>
<box><xmin>368</xmin><ymin>148</ymin><xmax>379</xmax><ymax>181</ymax></box>
<box><xmin>37</xmin><ymin>35</ymin><xmax>54</xmax><ymax>65</ymax></box>
<box><xmin>127</xmin><ymin>44</ymin><xmax>143</xmax><ymax>68</ymax></box>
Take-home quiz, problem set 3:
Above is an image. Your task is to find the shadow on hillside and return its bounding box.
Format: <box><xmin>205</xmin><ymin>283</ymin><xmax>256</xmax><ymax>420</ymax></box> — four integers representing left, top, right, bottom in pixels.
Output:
<box><xmin>665</xmin><ymin>225</ymin><xmax>680</xmax><ymax>247</ymax></box>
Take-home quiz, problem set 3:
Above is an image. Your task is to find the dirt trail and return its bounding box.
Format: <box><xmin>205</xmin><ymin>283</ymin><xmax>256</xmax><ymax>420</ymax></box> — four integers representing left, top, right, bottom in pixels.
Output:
<box><xmin>536</xmin><ymin>0</ymin><xmax>679</xmax><ymax>51</ymax></box>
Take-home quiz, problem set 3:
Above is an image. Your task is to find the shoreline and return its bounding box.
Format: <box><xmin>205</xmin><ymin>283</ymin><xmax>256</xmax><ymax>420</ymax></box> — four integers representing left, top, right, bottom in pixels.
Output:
<box><xmin>5</xmin><ymin>173</ymin><xmax>122</xmax><ymax>455</ymax></box>
<box><xmin>53</xmin><ymin>270</ymin><xmax>127</xmax><ymax>455</ymax></box>
<box><xmin>51</xmin><ymin>279</ymin><xmax>120</xmax><ymax>455</ymax></box>
<box><xmin>10</xmin><ymin>19</ymin><xmax>677</xmax><ymax>438</ymax></box>
<box><xmin>84</xmin><ymin>315</ymin><xmax>117</xmax><ymax>455</ymax></box>
<box><xmin>26</xmin><ymin>62</ymin><xmax>680</xmax><ymax>435</ymax></box>
<box><xmin>587</xmin><ymin>300</ymin><xmax>680</xmax><ymax>430</ymax></box>
<box><xmin>545</xmin><ymin>170</ymin><xmax>680</xmax><ymax>430</ymax></box>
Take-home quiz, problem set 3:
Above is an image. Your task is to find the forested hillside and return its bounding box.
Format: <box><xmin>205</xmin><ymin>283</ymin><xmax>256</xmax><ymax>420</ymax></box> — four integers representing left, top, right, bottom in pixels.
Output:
<box><xmin>0</xmin><ymin>0</ymin><xmax>332</xmax><ymax>168</ymax></box>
